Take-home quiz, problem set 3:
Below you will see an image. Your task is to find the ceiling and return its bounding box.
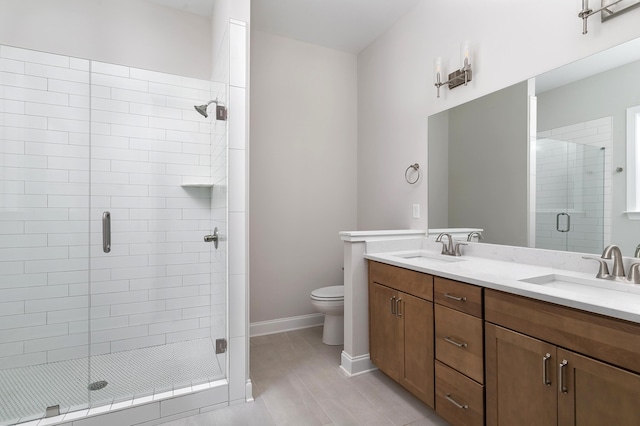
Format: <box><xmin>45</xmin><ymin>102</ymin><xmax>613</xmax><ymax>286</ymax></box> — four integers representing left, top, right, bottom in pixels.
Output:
<box><xmin>148</xmin><ymin>0</ymin><xmax>422</xmax><ymax>53</ymax></box>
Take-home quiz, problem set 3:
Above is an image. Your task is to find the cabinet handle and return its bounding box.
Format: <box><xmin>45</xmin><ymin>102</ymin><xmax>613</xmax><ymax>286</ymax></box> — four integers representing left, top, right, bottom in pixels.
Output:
<box><xmin>444</xmin><ymin>336</ymin><xmax>468</xmax><ymax>348</ymax></box>
<box><xmin>396</xmin><ymin>298</ymin><xmax>402</xmax><ymax>316</ymax></box>
<box><xmin>559</xmin><ymin>360</ymin><xmax>568</xmax><ymax>394</ymax></box>
<box><xmin>444</xmin><ymin>293</ymin><xmax>467</xmax><ymax>302</ymax></box>
<box><xmin>445</xmin><ymin>393</ymin><xmax>468</xmax><ymax>410</ymax></box>
<box><xmin>390</xmin><ymin>296</ymin><xmax>396</xmax><ymax>315</ymax></box>
<box><xmin>542</xmin><ymin>353</ymin><xmax>551</xmax><ymax>386</ymax></box>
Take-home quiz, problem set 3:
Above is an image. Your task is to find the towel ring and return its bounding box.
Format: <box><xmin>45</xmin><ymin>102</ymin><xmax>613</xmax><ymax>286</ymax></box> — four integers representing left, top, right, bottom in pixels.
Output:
<box><xmin>405</xmin><ymin>163</ymin><xmax>421</xmax><ymax>184</ymax></box>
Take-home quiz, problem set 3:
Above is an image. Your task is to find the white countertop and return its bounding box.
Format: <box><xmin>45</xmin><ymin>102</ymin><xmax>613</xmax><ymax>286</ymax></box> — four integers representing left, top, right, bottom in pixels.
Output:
<box><xmin>365</xmin><ymin>248</ymin><xmax>640</xmax><ymax>324</ymax></box>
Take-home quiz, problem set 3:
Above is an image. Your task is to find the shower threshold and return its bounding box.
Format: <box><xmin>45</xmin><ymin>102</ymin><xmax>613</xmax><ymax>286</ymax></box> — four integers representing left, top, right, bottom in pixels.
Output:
<box><xmin>0</xmin><ymin>339</ymin><xmax>224</xmax><ymax>425</ymax></box>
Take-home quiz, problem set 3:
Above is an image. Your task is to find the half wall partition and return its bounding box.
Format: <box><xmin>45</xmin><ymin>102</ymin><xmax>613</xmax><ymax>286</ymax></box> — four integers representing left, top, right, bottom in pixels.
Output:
<box><xmin>0</xmin><ymin>44</ymin><xmax>228</xmax><ymax>425</ymax></box>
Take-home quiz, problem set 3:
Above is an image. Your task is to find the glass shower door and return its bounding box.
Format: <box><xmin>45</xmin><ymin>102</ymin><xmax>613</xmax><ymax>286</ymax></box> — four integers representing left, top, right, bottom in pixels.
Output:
<box><xmin>86</xmin><ymin>62</ymin><xmax>228</xmax><ymax>408</ymax></box>
<box><xmin>535</xmin><ymin>138</ymin><xmax>605</xmax><ymax>254</ymax></box>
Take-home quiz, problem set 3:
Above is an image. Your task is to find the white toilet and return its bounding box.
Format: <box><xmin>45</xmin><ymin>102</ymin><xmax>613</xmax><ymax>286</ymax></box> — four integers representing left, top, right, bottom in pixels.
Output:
<box><xmin>310</xmin><ymin>285</ymin><xmax>344</xmax><ymax>345</ymax></box>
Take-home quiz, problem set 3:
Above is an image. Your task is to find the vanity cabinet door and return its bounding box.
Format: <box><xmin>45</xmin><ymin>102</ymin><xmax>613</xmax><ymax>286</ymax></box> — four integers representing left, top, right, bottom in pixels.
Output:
<box><xmin>485</xmin><ymin>323</ymin><xmax>557</xmax><ymax>426</ymax></box>
<box><xmin>399</xmin><ymin>292</ymin><xmax>434</xmax><ymax>408</ymax></box>
<box><xmin>369</xmin><ymin>282</ymin><xmax>401</xmax><ymax>381</ymax></box>
<box><xmin>557</xmin><ymin>348</ymin><xmax>640</xmax><ymax>426</ymax></box>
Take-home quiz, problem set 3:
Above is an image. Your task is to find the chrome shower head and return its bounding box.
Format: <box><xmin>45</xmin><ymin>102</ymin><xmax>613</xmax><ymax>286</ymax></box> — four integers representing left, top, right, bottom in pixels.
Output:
<box><xmin>194</xmin><ymin>99</ymin><xmax>227</xmax><ymax>121</ymax></box>
<box><xmin>194</xmin><ymin>104</ymin><xmax>210</xmax><ymax>118</ymax></box>
<box><xmin>194</xmin><ymin>99</ymin><xmax>218</xmax><ymax>118</ymax></box>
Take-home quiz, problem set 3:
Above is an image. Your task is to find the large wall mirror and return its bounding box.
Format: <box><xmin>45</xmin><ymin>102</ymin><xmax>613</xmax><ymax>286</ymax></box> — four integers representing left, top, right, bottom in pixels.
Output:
<box><xmin>428</xmin><ymin>36</ymin><xmax>640</xmax><ymax>256</ymax></box>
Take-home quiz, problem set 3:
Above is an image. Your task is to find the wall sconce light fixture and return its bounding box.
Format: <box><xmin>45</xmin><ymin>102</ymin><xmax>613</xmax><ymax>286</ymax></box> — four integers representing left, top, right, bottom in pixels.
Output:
<box><xmin>434</xmin><ymin>41</ymin><xmax>473</xmax><ymax>98</ymax></box>
<box><xmin>579</xmin><ymin>0</ymin><xmax>640</xmax><ymax>34</ymax></box>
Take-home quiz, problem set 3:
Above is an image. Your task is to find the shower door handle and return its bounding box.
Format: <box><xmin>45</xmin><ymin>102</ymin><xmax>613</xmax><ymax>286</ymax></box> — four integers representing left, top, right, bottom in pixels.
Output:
<box><xmin>556</xmin><ymin>213</ymin><xmax>570</xmax><ymax>233</ymax></box>
<box><xmin>102</xmin><ymin>211</ymin><xmax>111</xmax><ymax>253</ymax></box>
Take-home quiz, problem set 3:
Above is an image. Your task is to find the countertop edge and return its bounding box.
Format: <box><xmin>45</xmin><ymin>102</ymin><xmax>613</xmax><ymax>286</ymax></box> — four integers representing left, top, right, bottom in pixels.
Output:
<box><xmin>365</xmin><ymin>252</ymin><xmax>640</xmax><ymax>325</ymax></box>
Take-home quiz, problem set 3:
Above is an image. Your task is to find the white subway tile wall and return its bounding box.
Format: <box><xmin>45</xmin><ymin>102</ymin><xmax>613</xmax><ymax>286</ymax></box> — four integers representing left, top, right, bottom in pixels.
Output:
<box><xmin>535</xmin><ymin>117</ymin><xmax>611</xmax><ymax>254</ymax></box>
<box><xmin>0</xmin><ymin>45</ymin><xmax>227</xmax><ymax>372</ymax></box>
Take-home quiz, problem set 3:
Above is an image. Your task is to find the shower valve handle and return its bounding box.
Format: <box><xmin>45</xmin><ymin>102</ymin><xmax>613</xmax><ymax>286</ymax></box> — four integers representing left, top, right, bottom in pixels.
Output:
<box><xmin>204</xmin><ymin>227</ymin><xmax>219</xmax><ymax>249</ymax></box>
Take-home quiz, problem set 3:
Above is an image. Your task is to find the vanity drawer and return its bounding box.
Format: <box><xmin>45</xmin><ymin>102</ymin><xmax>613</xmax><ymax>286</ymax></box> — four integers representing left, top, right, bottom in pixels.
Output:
<box><xmin>434</xmin><ymin>277</ymin><xmax>482</xmax><ymax>318</ymax></box>
<box><xmin>485</xmin><ymin>289</ymin><xmax>640</xmax><ymax>375</ymax></box>
<box><xmin>435</xmin><ymin>360</ymin><xmax>484</xmax><ymax>426</ymax></box>
<box><xmin>435</xmin><ymin>304</ymin><xmax>484</xmax><ymax>384</ymax></box>
<box><xmin>369</xmin><ymin>261</ymin><xmax>433</xmax><ymax>301</ymax></box>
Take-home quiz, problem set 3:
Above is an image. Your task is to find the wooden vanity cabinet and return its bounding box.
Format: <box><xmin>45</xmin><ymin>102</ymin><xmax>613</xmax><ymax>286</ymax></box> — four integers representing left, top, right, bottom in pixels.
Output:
<box><xmin>485</xmin><ymin>289</ymin><xmax>640</xmax><ymax>426</ymax></box>
<box><xmin>368</xmin><ymin>261</ymin><xmax>435</xmax><ymax>408</ymax></box>
<box><xmin>433</xmin><ymin>277</ymin><xmax>484</xmax><ymax>426</ymax></box>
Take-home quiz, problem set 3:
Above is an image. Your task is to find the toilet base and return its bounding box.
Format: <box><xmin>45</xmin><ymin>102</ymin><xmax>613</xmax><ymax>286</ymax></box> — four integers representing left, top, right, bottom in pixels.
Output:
<box><xmin>321</xmin><ymin>313</ymin><xmax>344</xmax><ymax>346</ymax></box>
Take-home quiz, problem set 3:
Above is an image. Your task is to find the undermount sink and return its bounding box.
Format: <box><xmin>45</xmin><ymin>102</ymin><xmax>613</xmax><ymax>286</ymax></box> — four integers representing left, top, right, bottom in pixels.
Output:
<box><xmin>519</xmin><ymin>274</ymin><xmax>640</xmax><ymax>295</ymax></box>
<box><xmin>393</xmin><ymin>251</ymin><xmax>467</xmax><ymax>264</ymax></box>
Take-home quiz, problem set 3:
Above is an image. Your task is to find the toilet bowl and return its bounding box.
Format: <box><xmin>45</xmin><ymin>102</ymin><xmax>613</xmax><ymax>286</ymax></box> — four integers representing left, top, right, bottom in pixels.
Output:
<box><xmin>310</xmin><ymin>285</ymin><xmax>344</xmax><ymax>345</ymax></box>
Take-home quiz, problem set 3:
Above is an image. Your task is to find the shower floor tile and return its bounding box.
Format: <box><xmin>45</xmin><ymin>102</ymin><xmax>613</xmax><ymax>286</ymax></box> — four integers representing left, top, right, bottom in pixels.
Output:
<box><xmin>0</xmin><ymin>339</ymin><xmax>223</xmax><ymax>424</ymax></box>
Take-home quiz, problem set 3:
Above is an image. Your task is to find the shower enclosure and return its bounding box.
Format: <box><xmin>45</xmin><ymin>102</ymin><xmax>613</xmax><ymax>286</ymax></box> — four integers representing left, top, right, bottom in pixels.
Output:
<box><xmin>534</xmin><ymin>137</ymin><xmax>606</xmax><ymax>254</ymax></box>
<box><xmin>0</xmin><ymin>44</ymin><xmax>228</xmax><ymax>424</ymax></box>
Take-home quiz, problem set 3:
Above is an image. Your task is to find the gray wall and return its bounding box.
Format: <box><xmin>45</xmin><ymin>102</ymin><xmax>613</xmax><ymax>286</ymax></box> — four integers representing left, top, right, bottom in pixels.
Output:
<box><xmin>446</xmin><ymin>81</ymin><xmax>529</xmax><ymax>246</ymax></box>
<box><xmin>249</xmin><ymin>31</ymin><xmax>358</xmax><ymax>323</ymax></box>
<box><xmin>538</xmin><ymin>60</ymin><xmax>640</xmax><ymax>255</ymax></box>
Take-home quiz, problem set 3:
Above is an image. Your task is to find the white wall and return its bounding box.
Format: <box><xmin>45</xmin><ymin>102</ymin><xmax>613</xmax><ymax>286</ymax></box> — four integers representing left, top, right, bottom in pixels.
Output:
<box><xmin>357</xmin><ymin>0</ymin><xmax>640</xmax><ymax>230</ymax></box>
<box><xmin>249</xmin><ymin>31</ymin><xmax>358</xmax><ymax>324</ymax></box>
<box><xmin>0</xmin><ymin>0</ymin><xmax>211</xmax><ymax>80</ymax></box>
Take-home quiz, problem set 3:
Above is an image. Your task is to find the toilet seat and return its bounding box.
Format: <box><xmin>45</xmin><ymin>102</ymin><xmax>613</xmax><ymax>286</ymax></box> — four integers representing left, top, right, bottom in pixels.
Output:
<box><xmin>311</xmin><ymin>285</ymin><xmax>344</xmax><ymax>301</ymax></box>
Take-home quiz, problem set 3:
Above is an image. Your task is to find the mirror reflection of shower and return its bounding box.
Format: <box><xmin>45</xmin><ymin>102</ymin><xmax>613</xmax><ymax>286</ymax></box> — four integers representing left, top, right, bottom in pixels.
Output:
<box><xmin>194</xmin><ymin>99</ymin><xmax>227</xmax><ymax>120</ymax></box>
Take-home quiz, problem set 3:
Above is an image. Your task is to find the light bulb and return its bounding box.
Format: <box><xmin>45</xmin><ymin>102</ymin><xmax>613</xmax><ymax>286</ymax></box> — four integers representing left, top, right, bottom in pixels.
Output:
<box><xmin>461</xmin><ymin>41</ymin><xmax>471</xmax><ymax>69</ymax></box>
<box><xmin>434</xmin><ymin>57</ymin><xmax>442</xmax><ymax>84</ymax></box>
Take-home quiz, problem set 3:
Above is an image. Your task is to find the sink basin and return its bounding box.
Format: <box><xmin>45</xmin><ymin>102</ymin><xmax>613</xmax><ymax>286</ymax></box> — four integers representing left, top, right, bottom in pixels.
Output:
<box><xmin>393</xmin><ymin>251</ymin><xmax>466</xmax><ymax>264</ymax></box>
<box><xmin>519</xmin><ymin>274</ymin><xmax>640</xmax><ymax>295</ymax></box>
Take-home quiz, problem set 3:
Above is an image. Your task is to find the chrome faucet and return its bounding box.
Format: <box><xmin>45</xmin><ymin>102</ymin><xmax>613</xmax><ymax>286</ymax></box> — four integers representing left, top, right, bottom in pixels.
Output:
<box><xmin>583</xmin><ymin>244</ymin><xmax>640</xmax><ymax>284</ymax></box>
<box><xmin>436</xmin><ymin>233</ymin><xmax>454</xmax><ymax>255</ymax></box>
<box><xmin>601</xmin><ymin>244</ymin><xmax>625</xmax><ymax>278</ymax></box>
<box><xmin>467</xmin><ymin>231</ymin><xmax>483</xmax><ymax>242</ymax></box>
<box><xmin>635</xmin><ymin>244</ymin><xmax>640</xmax><ymax>258</ymax></box>
<box><xmin>436</xmin><ymin>232</ymin><xmax>467</xmax><ymax>256</ymax></box>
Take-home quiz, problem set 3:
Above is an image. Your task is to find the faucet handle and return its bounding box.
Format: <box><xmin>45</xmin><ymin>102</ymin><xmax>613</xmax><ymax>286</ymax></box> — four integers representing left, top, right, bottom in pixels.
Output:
<box><xmin>454</xmin><ymin>242</ymin><xmax>468</xmax><ymax>257</ymax></box>
<box><xmin>627</xmin><ymin>263</ymin><xmax>640</xmax><ymax>284</ymax></box>
<box><xmin>582</xmin><ymin>256</ymin><xmax>611</xmax><ymax>279</ymax></box>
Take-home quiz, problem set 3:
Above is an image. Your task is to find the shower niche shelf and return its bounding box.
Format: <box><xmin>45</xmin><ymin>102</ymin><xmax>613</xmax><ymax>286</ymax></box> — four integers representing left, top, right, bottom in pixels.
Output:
<box><xmin>181</xmin><ymin>181</ymin><xmax>214</xmax><ymax>188</ymax></box>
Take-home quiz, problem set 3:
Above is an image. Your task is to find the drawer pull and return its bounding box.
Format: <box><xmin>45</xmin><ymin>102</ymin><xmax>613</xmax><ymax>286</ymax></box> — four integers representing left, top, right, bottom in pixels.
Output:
<box><xmin>444</xmin><ymin>293</ymin><xmax>467</xmax><ymax>302</ymax></box>
<box><xmin>445</xmin><ymin>393</ymin><xmax>468</xmax><ymax>409</ymax></box>
<box><xmin>444</xmin><ymin>336</ymin><xmax>468</xmax><ymax>348</ymax></box>
<box><xmin>396</xmin><ymin>298</ymin><xmax>403</xmax><ymax>317</ymax></box>
<box><xmin>542</xmin><ymin>353</ymin><xmax>551</xmax><ymax>386</ymax></box>
<box><xmin>559</xmin><ymin>360</ymin><xmax>568</xmax><ymax>394</ymax></box>
<box><xmin>390</xmin><ymin>296</ymin><xmax>396</xmax><ymax>315</ymax></box>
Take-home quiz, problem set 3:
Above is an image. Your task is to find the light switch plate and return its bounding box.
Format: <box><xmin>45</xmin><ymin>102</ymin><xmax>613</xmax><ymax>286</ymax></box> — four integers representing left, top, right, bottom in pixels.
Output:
<box><xmin>412</xmin><ymin>204</ymin><xmax>420</xmax><ymax>219</ymax></box>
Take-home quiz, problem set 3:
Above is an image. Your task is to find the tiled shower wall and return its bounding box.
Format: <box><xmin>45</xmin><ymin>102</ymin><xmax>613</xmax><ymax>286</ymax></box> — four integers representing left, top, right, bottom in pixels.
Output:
<box><xmin>535</xmin><ymin>117</ymin><xmax>612</xmax><ymax>254</ymax></box>
<box><xmin>0</xmin><ymin>44</ymin><xmax>226</xmax><ymax>370</ymax></box>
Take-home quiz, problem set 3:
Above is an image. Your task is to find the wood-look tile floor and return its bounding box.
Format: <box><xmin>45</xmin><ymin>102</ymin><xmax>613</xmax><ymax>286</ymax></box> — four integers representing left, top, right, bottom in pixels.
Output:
<box><xmin>161</xmin><ymin>326</ymin><xmax>449</xmax><ymax>426</ymax></box>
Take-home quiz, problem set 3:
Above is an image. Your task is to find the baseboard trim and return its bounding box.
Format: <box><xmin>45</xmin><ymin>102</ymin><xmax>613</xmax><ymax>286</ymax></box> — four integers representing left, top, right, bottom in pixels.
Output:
<box><xmin>339</xmin><ymin>351</ymin><xmax>377</xmax><ymax>377</ymax></box>
<box><xmin>250</xmin><ymin>313</ymin><xmax>324</xmax><ymax>337</ymax></box>
<box><xmin>245</xmin><ymin>379</ymin><xmax>254</xmax><ymax>403</ymax></box>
